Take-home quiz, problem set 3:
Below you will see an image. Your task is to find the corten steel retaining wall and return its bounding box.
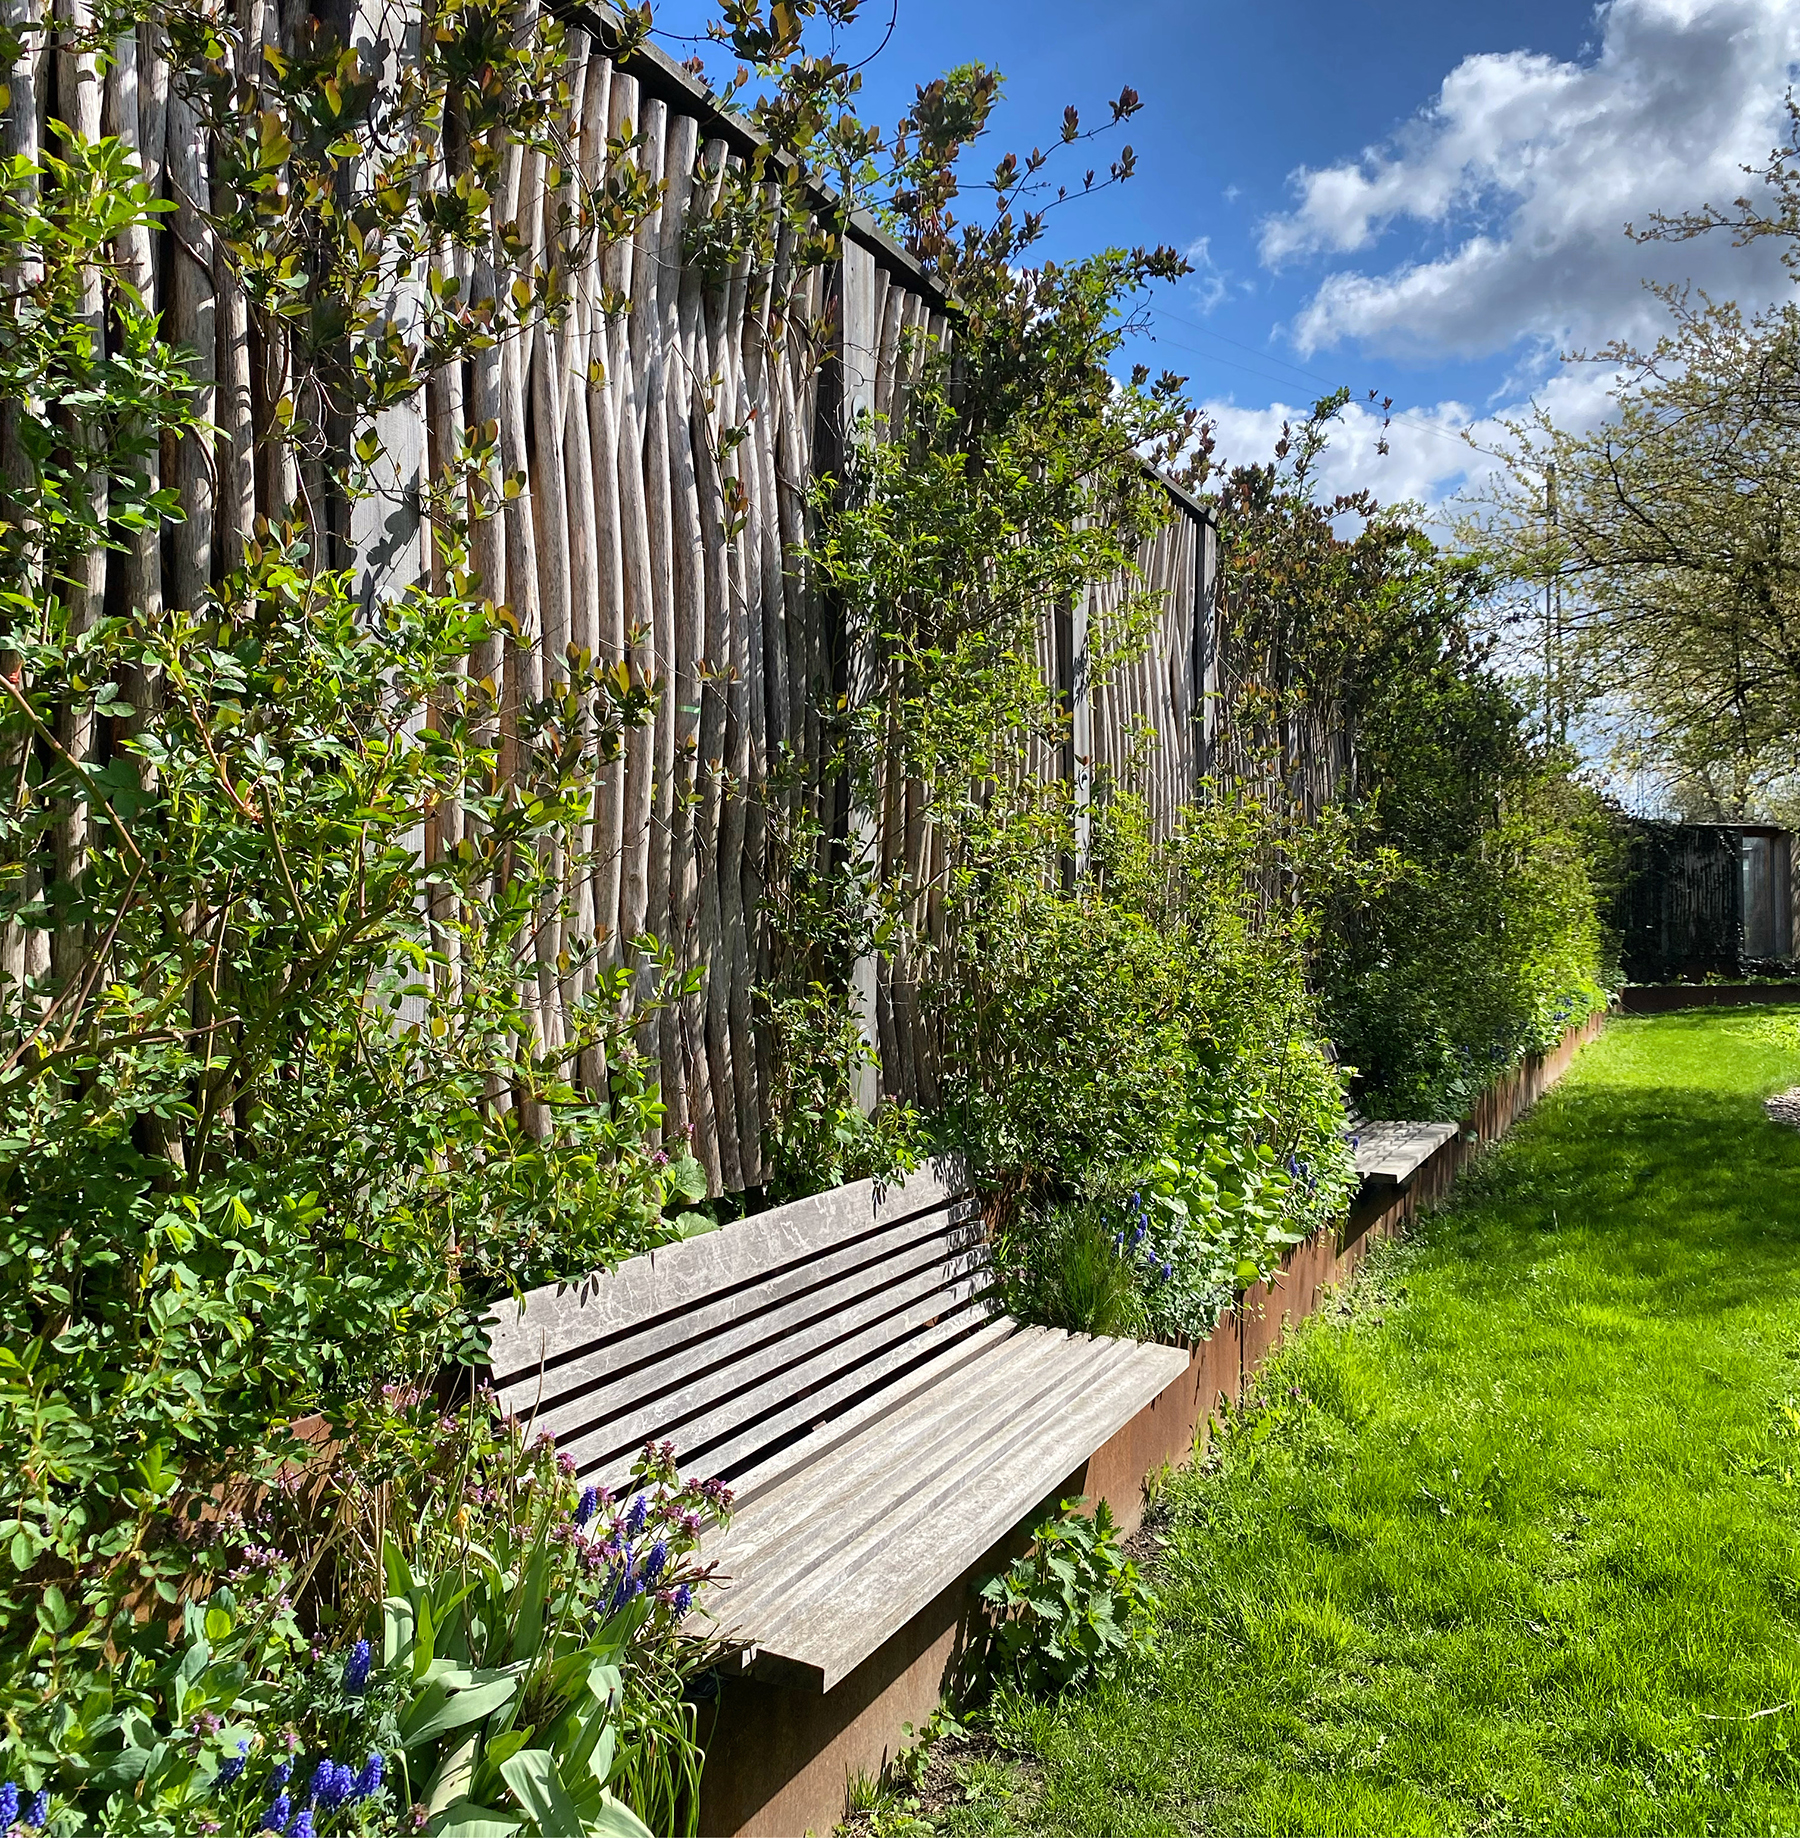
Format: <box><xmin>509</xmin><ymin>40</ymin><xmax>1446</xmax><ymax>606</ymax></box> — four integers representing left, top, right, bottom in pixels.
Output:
<box><xmin>1618</xmin><ymin>983</ymin><xmax>1800</xmax><ymax>1014</ymax></box>
<box><xmin>694</xmin><ymin>1012</ymin><xmax>1605</xmax><ymax>1837</ymax></box>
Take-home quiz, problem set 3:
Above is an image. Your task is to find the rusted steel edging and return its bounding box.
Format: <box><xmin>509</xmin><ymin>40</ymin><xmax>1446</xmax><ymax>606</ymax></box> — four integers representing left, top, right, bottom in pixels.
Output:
<box><xmin>696</xmin><ymin>1013</ymin><xmax>1605</xmax><ymax>1836</ymax></box>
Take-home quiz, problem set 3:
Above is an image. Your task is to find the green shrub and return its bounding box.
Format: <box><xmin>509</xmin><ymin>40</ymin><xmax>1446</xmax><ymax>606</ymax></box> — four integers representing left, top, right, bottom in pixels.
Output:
<box><xmin>974</xmin><ymin>1498</ymin><xmax>1156</xmax><ymax>1696</ymax></box>
<box><xmin>995</xmin><ymin>1200</ymin><xmax>1148</xmax><ymax>1340</ymax></box>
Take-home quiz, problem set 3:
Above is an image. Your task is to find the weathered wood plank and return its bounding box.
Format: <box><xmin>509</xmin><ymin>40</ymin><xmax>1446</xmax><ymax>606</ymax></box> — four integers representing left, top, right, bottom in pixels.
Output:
<box><xmin>485</xmin><ymin>1156</ymin><xmax>970</xmax><ymax>1376</ymax></box>
<box><xmin>563</xmin><ymin>1268</ymin><xmax>993</xmax><ymax>1487</ymax></box>
<box><xmin>498</xmin><ymin>1216</ymin><xmax>993</xmax><ymax>1451</ymax></box>
<box><xmin>708</xmin><ymin>1333</ymin><xmax>1189</xmax><ymax>1687</ymax></box>
<box><xmin>717</xmin><ymin>1313</ymin><xmax>1019</xmax><ymax>1505</ymax></box>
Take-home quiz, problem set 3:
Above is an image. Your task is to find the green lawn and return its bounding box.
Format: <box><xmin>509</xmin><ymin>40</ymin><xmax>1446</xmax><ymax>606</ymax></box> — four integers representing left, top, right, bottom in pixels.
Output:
<box><xmin>917</xmin><ymin>1009</ymin><xmax>1800</xmax><ymax>1837</ymax></box>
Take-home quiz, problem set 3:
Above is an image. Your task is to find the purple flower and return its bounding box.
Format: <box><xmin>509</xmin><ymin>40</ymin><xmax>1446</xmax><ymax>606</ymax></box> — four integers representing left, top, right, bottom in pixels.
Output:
<box><xmin>317</xmin><ymin>1762</ymin><xmax>356</xmax><ymax>1810</ymax></box>
<box><xmin>24</xmin><ymin>1789</ymin><xmax>47</xmax><ymax>1828</ymax></box>
<box><xmin>644</xmin><ymin>1539</ymin><xmax>668</xmax><ymax>1585</ymax></box>
<box><xmin>215</xmin><ymin>1740</ymin><xmax>249</xmax><ymax>1788</ymax></box>
<box><xmin>1129</xmin><ymin>1221</ymin><xmax>1147</xmax><ymax>1248</ymax></box>
<box><xmin>0</xmin><ymin>1784</ymin><xmax>19</xmax><ymax>1828</ymax></box>
<box><xmin>342</xmin><ymin>1637</ymin><xmax>372</xmax><ymax>1694</ymax></box>
<box><xmin>308</xmin><ymin>1758</ymin><xmax>335</xmax><ymax>1803</ymax></box>
<box><xmin>575</xmin><ymin>1486</ymin><xmax>600</xmax><ymax>1527</ymax></box>
<box><xmin>1160</xmin><ymin>1261</ymin><xmax>1173</xmax><ymax>1283</ymax></box>
<box><xmin>352</xmin><ymin>1753</ymin><xmax>384</xmax><ymax>1801</ymax></box>
<box><xmin>671</xmin><ymin>1583</ymin><xmax>694</xmax><ymax>1614</ymax></box>
<box><xmin>261</xmin><ymin>1795</ymin><xmax>292</xmax><ymax>1833</ymax></box>
<box><xmin>271</xmin><ymin>1761</ymin><xmax>293</xmax><ymax>1790</ymax></box>
<box><xmin>291</xmin><ymin>1813</ymin><xmax>315</xmax><ymax>1838</ymax></box>
<box><xmin>625</xmin><ymin>1493</ymin><xmax>648</xmax><ymax>1536</ymax></box>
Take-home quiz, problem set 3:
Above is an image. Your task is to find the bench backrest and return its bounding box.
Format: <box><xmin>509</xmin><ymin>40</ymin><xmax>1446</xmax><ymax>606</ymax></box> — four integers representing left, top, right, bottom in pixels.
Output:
<box><xmin>482</xmin><ymin>1159</ymin><xmax>990</xmax><ymax>1494</ymax></box>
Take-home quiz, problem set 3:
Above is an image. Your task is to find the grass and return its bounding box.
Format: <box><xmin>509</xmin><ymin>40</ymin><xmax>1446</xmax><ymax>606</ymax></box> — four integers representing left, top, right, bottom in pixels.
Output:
<box><xmin>909</xmin><ymin>1009</ymin><xmax>1800</xmax><ymax>1837</ymax></box>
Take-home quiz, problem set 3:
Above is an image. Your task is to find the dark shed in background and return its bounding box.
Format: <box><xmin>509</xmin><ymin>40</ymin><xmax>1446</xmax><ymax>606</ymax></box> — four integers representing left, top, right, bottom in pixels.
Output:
<box><xmin>1615</xmin><ymin>821</ymin><xmax>1795</xmax><ymax>982</ymax></box>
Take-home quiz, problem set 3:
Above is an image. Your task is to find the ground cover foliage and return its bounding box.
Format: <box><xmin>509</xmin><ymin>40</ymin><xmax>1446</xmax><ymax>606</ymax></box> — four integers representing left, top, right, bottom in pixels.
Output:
<box><xmin>0</xmin><ymin>0</ymin><xmax>1612</xmax><ymax>1826</ymax></box>
<box><xmin>850</xmin><ymin>1011</ymin><xmax>1800</xmax><ymax>1838</ymax></box>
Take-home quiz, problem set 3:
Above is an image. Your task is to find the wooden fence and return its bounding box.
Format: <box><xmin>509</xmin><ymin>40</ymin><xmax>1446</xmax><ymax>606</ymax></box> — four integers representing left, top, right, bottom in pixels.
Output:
<box><xmin>1</xmin><ymin>0</ymin><xmax>1221</xmax><ymax>1195</ymax></box>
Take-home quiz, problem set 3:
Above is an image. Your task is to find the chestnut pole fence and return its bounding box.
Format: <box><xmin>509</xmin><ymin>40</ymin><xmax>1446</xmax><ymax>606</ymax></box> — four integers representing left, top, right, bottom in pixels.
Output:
<box><xmin>1</xmin><ymin>0</ymin><xmax>1269</xmax><ymax>1199</ymax></box>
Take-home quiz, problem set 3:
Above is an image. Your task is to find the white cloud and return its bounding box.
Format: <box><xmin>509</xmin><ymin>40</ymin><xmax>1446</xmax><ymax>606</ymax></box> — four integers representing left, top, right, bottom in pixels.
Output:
<box><xmin>1200</xmin><ymin>362</ymin><xmax>1623</xmax><ymax>522</ymax></box>
<box><xmin>1184</xmin><ymin>235</ymin><xmax>1228</xmax><ymax>313</ymax></box>
<box><xmin>1259</xmin><ymin>0</ymin><xmax>1800</xmax><ymax>360</ymax></box>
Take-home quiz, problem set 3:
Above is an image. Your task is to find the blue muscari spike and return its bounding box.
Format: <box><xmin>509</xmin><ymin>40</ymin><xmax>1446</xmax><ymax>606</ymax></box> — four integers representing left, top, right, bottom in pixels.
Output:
<box><xmin>270</xmin><ymin>1761</ymin><xmax>293</xmax><ymax>1790</ymax></box>
<box><xmin>353</xmin><ymin>1753</ymin><xmax>384</xmax><ymax>1801</ymax></box>
<box><xmin>0</xmin><ymin>1784</ymin><xmax>18</xmax><ymax>1829</ymax></box>
<box><xmin>342</xmin><ymin>1637</ymin><xmax>372</xmax><ymax>1694</ymax></box>
<box><xmin>575</xmin><ymin>1485</ymin><xmax>600</xmax><ymax>1526</ymax></box>
<box><xmin>626</xmin><ymin>1493</ymin><xmax>648</xmax><ymax>1536</ymax></box>
<box><xmin>261</xmin><ymin>1793</ymin><xmax>292</xmax><ymax>1832</ymax></box>
<box><xmin>23</xmin><ymin>1789</ymin><xmax>47</xmax><ymax>1829</ymax></box>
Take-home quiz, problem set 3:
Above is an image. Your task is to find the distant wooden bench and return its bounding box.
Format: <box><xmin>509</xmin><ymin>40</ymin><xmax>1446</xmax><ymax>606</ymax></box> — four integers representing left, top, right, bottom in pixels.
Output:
<box><xmin>482</xmin><ymin>1159</ymin><xmax>1191</xmax><ymax>1692</ymax></box>
<box><xmin>1348</xmin><ymin>1114</ymin><xmax>1460</xmax><ymax>1187</ymax></box>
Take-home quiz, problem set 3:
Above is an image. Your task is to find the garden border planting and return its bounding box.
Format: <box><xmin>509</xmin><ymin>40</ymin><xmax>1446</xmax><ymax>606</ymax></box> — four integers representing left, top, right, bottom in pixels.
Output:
<box><xmin>495</xmin><ymin>1013</ymin><xmax>1606</xmax><ymax>1837</ymax></box>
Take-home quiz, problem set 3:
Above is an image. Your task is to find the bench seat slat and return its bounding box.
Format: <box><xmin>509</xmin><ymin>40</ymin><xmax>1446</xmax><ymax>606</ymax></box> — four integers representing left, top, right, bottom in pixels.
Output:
<box><xmin>1350</xmin><ymin>1119</ymin><xmax>1458</xmax><ymax>1184</ymax></box>
<box><xmin>690</xmin><ymin>1301</ymin><xmax>1005</xmax><ymax>1500</ymax></box>
<box><xmin>750</xmin><ymin>1339</ymin><xmax>1182</xmax><ymax>1670</ymax></box>
<box><xmin>702</xmin><ymin>1330</ymin><xmax>1191</xmax><ymax>1688</ymax></box>
<box><xmin>706</xmin><ymin>1326</ymin><xmax>1089</xmax><ymax>1594</ymax></box>
<box><xmin>715</xmin><ymin>1333</ymin><xmax>1127</xmax><ymax>1634</ymax></box>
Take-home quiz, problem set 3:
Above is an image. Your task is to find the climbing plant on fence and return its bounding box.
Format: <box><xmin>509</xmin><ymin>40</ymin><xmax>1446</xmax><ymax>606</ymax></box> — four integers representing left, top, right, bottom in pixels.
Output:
<box><xmin>1209</xmin><ymin>394</ymin><xmax>1615</xmax><ymax>1116</ymax></box>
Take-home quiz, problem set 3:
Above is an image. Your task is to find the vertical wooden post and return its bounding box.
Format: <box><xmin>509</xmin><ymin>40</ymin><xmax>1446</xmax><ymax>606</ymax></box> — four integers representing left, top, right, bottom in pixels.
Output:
<box><xmin>835</xmin><ymin>239</ymin><xmax>880</xmax><ymax>1113</ymax></box>
<box><xmin>1196</xmin><ymin>511</ymin><xmax>1220</xmax><ymax>783</ymax></box>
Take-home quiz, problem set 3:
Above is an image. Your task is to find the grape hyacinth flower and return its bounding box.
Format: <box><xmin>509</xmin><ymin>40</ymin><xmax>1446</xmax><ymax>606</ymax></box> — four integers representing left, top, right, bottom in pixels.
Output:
<box><xmin>319</xmin><ymin>1762</ymin><xmax>357</xmax><ymax>1810</ymax></box>
<box><xmin>261</xmin><ymin>1794</ymin><xmax>292</xmax><ymax>1832</ymax></box>
<box><xmin>0</xmin><ymin>1783</ymin><xmax>19</xmax><ymax>1828</ymax></box>
<box><xmin>625</xmin><ymin>1493</ymin><xmax>648</xmax><ymax>1536</ymax></box>
<box><xmin>342</xmin><ymin>1638</ymin><xmax>372</xmax><ymax>1694</ymax></box>
<box><xmin>24</xmin><ymin>1789</ymin><xmax>47</xmax><ymax>1828</ymax></box>
<box><xmin>671</xmin><ymin>1583</ymin><xmax>694</xmax><ymax>1615</ymax></box>
<box><xmin>644</xmin><ymin>1539</ymin><xmax>668</xmax><ymax>1585</ymax></box>
<box><xmin>353</xmin><ymin>1753</ymin><xmax>384</xmax><ymax>1801</ymax></box>
<box><xmin>215</xmin><ymin>1740</ymin><xmax>249</xmax><ymax>1788</ymax></box>
<box><xmin>575</xmin><ymin>1485</ymin><xmax>600</xmax><ymax>1527</ymax></box>
<box><xmin>291</xmin><ymin>1812</ymin><xmax>315</xmax><ymax>1838</ymax></box>
<box><xmin>309</xmin><ymin>1759</ymin><xmax>336</xmax><ymax>1804</ymax></box>
<box><xmin>271</xmin><ymin>1760</ymin><xmax>293</xmax><ymax>1789</ymax></box>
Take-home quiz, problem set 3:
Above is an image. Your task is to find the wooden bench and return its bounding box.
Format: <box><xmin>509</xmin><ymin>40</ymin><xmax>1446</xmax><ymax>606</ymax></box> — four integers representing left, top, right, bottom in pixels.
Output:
<box><xmin>1348</xmin><ymin>1114</ymin><xmax>1460</xmax><ymax>1187</ymax></box>
<box><xmin>482</xmin><ymin>1158</ymin><xmax>1191</xmax><ymax>1693</ymax></box>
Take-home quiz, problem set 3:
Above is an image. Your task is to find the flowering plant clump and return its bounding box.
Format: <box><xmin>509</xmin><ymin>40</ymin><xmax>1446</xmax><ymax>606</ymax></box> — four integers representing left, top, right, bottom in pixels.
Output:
<box><xmin>0</xmin><ymin>1401</ymin><xmax>733</xmax><ymax>1838</ymax></box>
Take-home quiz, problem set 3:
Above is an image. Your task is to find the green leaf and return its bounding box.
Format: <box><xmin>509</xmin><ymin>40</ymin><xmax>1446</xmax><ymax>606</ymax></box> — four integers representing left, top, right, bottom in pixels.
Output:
<box><xmin>499</xmin><ymin>1747</ymin><xmax>584</xmax><ymax>1836</ymax></box>
<box><xmin>586</xmin><ymin>1793</ymin><xmax>656</xmax><ymax>1838</ymax></box>
<box><xmin>427</xmin><ymin>1803</ymin><xmax>523</xmax><ymax>1838</ymax></box>
<box><xmin>402</xmin><ymin>1673</ymin><xmax>521</xmax><ymax>1747</ymax></box>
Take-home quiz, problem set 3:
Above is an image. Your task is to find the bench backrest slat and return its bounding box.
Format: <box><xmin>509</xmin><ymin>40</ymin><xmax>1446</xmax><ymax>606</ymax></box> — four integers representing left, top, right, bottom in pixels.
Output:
<box><xmin>485</xmin><ymin>1158</ymin><xmax>990</xmax><ymax>1489</ymax></box>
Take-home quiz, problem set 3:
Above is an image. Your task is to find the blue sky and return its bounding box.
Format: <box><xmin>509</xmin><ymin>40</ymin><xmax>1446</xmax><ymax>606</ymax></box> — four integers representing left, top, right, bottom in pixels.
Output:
<box><xmin>653</xmin><ymin>0</ymin><xmax>1800</xmax><ymax>514</ymax></box>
